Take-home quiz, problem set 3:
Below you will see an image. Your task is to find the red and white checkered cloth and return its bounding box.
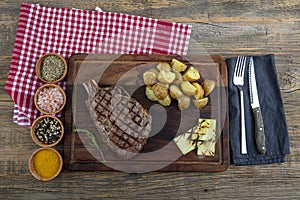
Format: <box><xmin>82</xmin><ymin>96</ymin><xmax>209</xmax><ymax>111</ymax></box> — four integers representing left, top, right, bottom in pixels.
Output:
<box><xmin>5</xmin><ymin>3</ymin><xmax>192</xmax><ymax>128</ymax></box>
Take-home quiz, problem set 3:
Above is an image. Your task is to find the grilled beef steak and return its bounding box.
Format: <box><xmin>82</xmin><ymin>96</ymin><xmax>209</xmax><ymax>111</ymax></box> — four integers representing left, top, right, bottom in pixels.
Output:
<box><xmin>83</xmin><ymin>80</ymin><xmax>152</xmax><ymax>160</ymax></box>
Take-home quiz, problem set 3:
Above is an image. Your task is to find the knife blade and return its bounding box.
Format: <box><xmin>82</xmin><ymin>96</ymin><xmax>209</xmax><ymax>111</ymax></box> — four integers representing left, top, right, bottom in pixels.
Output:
<box><xmin>248</xmin><ymin>57</ymin><xmax>266</xmax><ymax>154</ymax></box>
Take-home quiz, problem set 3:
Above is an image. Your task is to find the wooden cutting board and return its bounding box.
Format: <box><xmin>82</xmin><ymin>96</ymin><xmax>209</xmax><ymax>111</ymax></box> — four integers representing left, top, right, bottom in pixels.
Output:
<box><xmin>64</xmin><ymin>54</ymin><xmax>229</xmax><ymax>172</ymax></box>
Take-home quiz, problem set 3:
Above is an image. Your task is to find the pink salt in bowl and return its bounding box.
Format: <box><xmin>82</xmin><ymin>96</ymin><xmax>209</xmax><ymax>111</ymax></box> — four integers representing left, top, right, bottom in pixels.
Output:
<box><xmin>34</xmin><ymin>84</ymin><xmax>66</xmax><ymax>115</ymax></box>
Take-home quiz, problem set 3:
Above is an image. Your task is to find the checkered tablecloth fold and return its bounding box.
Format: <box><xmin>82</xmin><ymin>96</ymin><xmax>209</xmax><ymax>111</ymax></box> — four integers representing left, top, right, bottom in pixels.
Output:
<box><xmin>5</xmin><ymin>3</ymin><xmax>192</xmax><ymax>127</ymax></box>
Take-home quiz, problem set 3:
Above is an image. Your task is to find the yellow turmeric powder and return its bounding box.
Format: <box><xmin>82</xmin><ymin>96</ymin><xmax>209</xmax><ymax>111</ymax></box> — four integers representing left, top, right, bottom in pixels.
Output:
<box><xmin>33</xmin><ymin>149</ymin><xmax>61</xmax><ymax>180</ymax></box>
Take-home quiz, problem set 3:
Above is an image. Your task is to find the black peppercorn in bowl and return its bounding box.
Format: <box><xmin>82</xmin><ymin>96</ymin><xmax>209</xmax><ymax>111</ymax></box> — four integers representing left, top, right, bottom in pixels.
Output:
<box><xmin>31</xmin><ymin>115</ymin><xmax>64</xmax><ymax>147</ymax></box>
<box><xmin>35</xmin><ymin>53</ymin><xmax>67</xmax><ymax>83</ymax></box>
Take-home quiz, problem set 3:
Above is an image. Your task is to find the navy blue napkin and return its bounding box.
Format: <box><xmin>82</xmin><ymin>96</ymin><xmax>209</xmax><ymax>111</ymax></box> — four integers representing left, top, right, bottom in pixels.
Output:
<box><xmin>226</xmin><ymin>54</ymin><xmax>290</xmax><ymax>165</ymax></box>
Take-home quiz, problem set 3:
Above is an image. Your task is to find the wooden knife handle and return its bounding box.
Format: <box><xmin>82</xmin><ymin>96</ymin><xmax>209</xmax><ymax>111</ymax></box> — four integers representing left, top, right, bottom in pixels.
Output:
<box><xmin>253</xmin><ymin>107</ymin><xmax>266</xmax><ymax>154</ymax></box>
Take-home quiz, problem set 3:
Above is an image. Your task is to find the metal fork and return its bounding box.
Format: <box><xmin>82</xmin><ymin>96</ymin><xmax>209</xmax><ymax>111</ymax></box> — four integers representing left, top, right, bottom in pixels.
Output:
<box><xmin>233</xmin><ymin>56</ymin><xmax>247</xmax><ymax>154</ymax></box>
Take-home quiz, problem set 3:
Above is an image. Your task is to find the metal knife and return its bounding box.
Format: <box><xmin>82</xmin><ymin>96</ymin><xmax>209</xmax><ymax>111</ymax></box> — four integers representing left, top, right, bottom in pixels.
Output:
<box><xmin>248</xmin><ymin>57</ymin><xmax>266</xmax><ymax>154</ymax></box>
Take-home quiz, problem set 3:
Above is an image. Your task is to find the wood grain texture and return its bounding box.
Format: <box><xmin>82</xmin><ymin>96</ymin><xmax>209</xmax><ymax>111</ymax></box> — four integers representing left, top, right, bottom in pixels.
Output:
<box><xmin>0</xmin><ymin>0</ymin><xmax>299</xmax><ymax>199</ymax></box>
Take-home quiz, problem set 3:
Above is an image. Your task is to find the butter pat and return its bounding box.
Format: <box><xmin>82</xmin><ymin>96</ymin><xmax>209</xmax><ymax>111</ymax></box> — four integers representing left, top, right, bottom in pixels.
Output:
<box><xmin>173</xmin><ymin>131</ymin><xmax>196</xmax><ymax>155</ymax></box>
<box><xmin>173</xmin><ymin>118</ymin><xmax>217</xmax><ymax>156</ymax></box>
<box><xmin>196</xmin><ymin>119</ymin><xmax>216</xmax><ymax>156</ymax></box>
<box><xmin>197</xmin><ymin>139</ymin><xmax>216</xmax><ymax>156</ymax></box>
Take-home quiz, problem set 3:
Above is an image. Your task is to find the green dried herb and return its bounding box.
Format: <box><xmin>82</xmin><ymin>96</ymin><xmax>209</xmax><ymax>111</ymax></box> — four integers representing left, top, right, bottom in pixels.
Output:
<box><xmin>41</xmin><ymin>55</ymin><xmax>65</xmax><ymax>82</ymax></box>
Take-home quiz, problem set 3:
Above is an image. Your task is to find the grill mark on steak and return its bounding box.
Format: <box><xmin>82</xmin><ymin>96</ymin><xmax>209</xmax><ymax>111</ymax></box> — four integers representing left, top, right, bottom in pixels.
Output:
<box><xmin>83</xmin><ymin>80</ymin><xmax>152</xmax><ymax>160</ymax></box>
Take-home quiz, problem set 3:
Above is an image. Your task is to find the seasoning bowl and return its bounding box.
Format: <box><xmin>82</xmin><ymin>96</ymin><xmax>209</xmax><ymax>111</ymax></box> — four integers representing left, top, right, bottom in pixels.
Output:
<box><xmin>29</xmin><ymin>147</ymin><xmax>63</xmax><ymax>181</ymax></box>
<box><xmin>31</xmin><ymin>115</ymin><xmax>64</xmax><ymax>147</ymax></box>
<box><xmin>34</xmin><ymin>83</ymin><xmax>66</xmax><ymax>115</ymax></box>
<box><xmin>36</xmin><ymin>53</ymin><xmax>67</xmax><ymax>83</ymax></box>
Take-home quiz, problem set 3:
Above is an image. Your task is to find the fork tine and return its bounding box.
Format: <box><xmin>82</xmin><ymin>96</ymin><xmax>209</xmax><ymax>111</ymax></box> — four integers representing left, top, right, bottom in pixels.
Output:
<box><xmin>236</xmin><ymin>56</ymin><xmax>246</xmax><ymax>77</ymax></box>
<box><xmin>240</xmin><ymin>56</ymin><xmax>246</xmax><ymax>76</ymax></box>
<box><xmin>234</xmin><ymin>56</ymin><xmax>241</xmax><ymax>76</ymax></box>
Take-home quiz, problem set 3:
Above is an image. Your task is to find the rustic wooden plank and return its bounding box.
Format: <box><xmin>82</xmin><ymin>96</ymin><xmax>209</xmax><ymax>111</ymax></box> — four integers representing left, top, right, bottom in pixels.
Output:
<box><xmin>1</xmin><ymin>0</ymin><xmax>297</xmax><ymax>23</ymax></box>
<box><xmin>0</xmin><ymin>57</ymin><xmax>11</xmax><ymax>85</ymax></box>
<box><xmin>1</xmin><ymin>166</ymin><xmax>300</xmax><ymax>199</ymax></box>
<box><xmin>1</xmin><ymin>21</ymin><xmax>299</xmax><ymax>59</ymax></box>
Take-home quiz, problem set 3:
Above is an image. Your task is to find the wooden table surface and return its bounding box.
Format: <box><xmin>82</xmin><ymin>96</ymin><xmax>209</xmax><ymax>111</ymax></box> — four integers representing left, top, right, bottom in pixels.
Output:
<box><xmin>1</xmin><ymin>0</ymin><xmax>299</xmax><ymax>199</ymax></box>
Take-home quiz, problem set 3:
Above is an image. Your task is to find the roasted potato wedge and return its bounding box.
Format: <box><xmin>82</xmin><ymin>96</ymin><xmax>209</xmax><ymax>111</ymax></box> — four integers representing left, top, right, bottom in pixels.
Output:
<box><xmin>169</xmin><ymin>85</ymin><xmax>183</xmax><ymax>100</ymax></box>
<box><xmin>193</xmin><ymin>97</ymin><xmax>209</xmax><ymax>109</ymax></box>
<box><xmin>145</xmin><ymin>86</ymin><xmax>158</xmax><ymax>101</ymax></box>
<box><xmin>158</xmin><ymin>94</ymin><xmax>172</xmax><ymax>106</ymax></box>
<box><xmin>143</xmin><ymin>69</ymin><xmax>158</xmax><ymax>86</ymax></box>
<box><xmin>183</xmin><ymin>66</ymin><xmax>200</xmax><ymax>82</ymax></box>
<box><xmin>171</xmin><ymin>70</ymin><xmax>184</xmax><ymax>86</ymax></box>
<box><xmin>178</xmin><ymin>95</ymin><xmax>191</xmax><ymax>110</ymax></box>
<box><xmin>181</xmin><ymin>81</ymin><xmax>197</xmax><ymax>96</ymax></box>
<box><xmin>157</xmin><ymin>70</ymin><xmax>176</xmax><ymax>84</ymax></box>
<box><xmin>192</xmin><ymin>82</ymin><xmax>204</xmax><ymax>99</ymax></box>
<box><xmin>156</xmin><ymin>62</ymin><xmax>171</xmax><ymax>72</ymax></box>
<box><xmin>152</xmin><ymin>83</ymin><xmax>168</xmax><ymax>99</ymax></box>
<box><xmin>171</xmin><ymin>59</ymin><xmax>187</xmax><ymax>73</ymax></box>
<box><xmin>201</xmin><ymin>79</ymin><xmax>216</xmax><ymax>96</ymax></box>
<box><xmin>147</xmin><ymin>68</ymin><xmax>159</xmax><ymax>74</ymax></box>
